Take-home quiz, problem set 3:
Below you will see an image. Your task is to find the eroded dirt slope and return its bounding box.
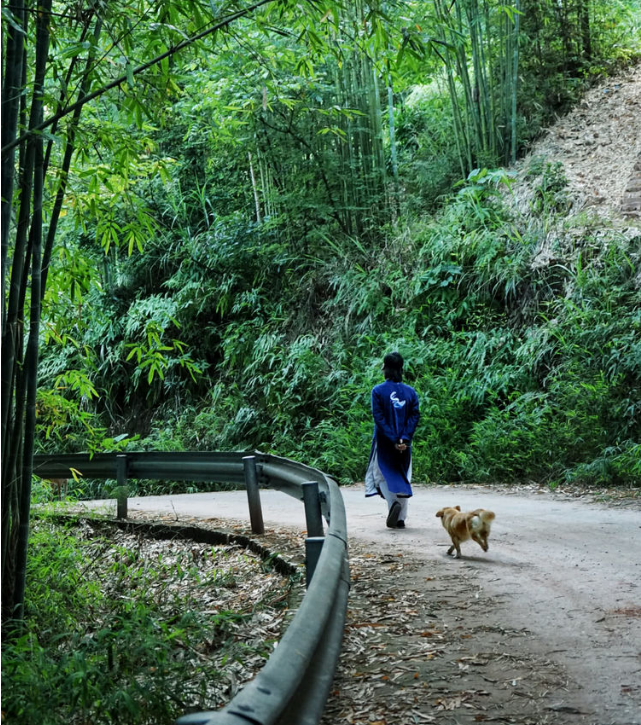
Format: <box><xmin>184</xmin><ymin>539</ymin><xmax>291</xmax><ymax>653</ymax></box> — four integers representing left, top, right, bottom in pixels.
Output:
<box><xmin>517</xmin><ymin>62</ymin><xmax>641</xmax><ymax>219</ymax></box>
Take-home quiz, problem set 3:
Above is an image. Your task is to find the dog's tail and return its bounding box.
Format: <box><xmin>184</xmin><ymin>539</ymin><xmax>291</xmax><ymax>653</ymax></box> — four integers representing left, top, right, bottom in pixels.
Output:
<box><xmin>470</xmin><ymin>509</ymin><xmax>495</xmax><ymax>531</ymax></box>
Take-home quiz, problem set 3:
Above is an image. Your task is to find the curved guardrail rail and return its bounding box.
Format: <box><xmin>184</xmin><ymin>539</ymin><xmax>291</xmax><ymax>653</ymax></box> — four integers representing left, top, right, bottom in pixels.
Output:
<box><xmin>33</xmin><ymin>451</ymin><xmax>349</xmax><ymax>725</ymax></box>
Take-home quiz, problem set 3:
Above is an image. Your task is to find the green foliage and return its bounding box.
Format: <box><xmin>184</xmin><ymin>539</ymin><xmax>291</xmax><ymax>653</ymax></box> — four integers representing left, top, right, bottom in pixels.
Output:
<box><xmin>395</xmin><ymin>85</ymin><xmax>463</xmax><ymax>210</ymax></box>
<box><xmin>2</xmin><ymin>519</ymin><xmax>289</xmax><ymax>724</ymax></box>
<box><xmin>30</xmin><ymin>0</ymin><xmax>641</xmax><ymax>494</ymax></box>
<box><xmin>526</xmin><ymin>158</ymin><xmax>571</xmax><ymax>214</ymax></box>
<box><xmin>54</xmin><ymin>159</ymin><xmax>640</xmax><ymax>489</ymax></box>
<box><xmin>565</xmin><ymin>441</ymin><xmax>641</xmax><ymax>486</ymax></box>
<box><xmin>151</xmin><ymin>166</ymin><xmax>639</xmax><ymax>487</ymax></box>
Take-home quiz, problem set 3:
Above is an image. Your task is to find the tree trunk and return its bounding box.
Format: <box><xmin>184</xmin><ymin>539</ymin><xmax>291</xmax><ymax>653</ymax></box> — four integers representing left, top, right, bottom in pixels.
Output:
<box><xmin>1</xmin><ymin>0</ymin><xmax>52</xmax><ymax>623</ymax></box>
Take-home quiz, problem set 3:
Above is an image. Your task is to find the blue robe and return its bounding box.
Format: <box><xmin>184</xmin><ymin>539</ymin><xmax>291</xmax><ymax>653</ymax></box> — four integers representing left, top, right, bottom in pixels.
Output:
<box><xmin>366</xmin><ymin>380</ymin><xmax>420</xmax><ymax>497</ymax></box>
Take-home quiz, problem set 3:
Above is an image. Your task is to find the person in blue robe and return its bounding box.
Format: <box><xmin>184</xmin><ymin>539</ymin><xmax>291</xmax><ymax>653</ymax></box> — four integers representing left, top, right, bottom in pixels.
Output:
<box><xmin>365</xmin><ymin>352</ymin><xmax>420</xmax><ymax>528</ymax></box>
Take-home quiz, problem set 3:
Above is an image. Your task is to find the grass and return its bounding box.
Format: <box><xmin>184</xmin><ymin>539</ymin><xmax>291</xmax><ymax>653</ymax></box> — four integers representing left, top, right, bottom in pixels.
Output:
<box><xmin>1</xmin><ymin>517</ymin><xmax>297</xmax><ymax>725</ymax></box>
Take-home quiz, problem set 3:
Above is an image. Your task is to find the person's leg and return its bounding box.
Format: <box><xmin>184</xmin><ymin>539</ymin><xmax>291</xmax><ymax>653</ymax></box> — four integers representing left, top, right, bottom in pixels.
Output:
<box><xmin>372</xmin><ymin>465</ymin><xmax>394</xmax><ymax>508</ymax></box>
<box><xmin>367</xmin><ymin>448</ymin><xmax>409</xmax><ymax>526</ymax></box>
<box><xmin>377</xmin><ymin>474</ymin><xmax>409</xmax><ymax>525</ymax></box>
<box><xmin>396</xmin><ymin>495</ymin><xmax>409</xmax><ymax>523</ymax></box>
<box><xmin>365</xmin><ymin>452</ymin><xmax>382</xmax><ymax>498</ymax></box>
<box><xmin>396</xmin><ymin>455</ymin><xmax>412</xmax><ymax>524</ymax></box>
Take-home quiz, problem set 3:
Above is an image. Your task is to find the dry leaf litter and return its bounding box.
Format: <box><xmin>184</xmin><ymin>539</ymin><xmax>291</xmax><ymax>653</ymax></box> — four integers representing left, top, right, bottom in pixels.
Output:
<box><xmin>320</xmin><ymin>540</ymin><xmax>581</xmax><ymax>725</ymax></box>
<box><xmin>117</xmin><ymin>512</ymin><xmax>589</xmax><ymax>725</ymax></box>
<box><xmin>515</xmin><ymin>61</ymin><xmax>641</xmax><ymax>220</ymax></box>
<box><xmin>65</xmin><ymin>514</ymin><xmax>306</xmax><ymax>713</ymax></box>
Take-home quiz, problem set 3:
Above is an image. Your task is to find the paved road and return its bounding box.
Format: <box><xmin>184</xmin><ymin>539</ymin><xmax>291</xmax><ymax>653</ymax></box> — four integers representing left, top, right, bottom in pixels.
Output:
<box><xmin>82</xmin><ymin>484</ymin><xmax>641</xmax><ymax>724</ymax></box>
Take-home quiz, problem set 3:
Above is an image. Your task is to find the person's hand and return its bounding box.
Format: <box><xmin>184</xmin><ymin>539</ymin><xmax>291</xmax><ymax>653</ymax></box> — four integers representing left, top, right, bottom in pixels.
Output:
<box><xmin>395</xmin><ymin>440</ymin><xmax>407</xmax><ymax>452</ymax></box>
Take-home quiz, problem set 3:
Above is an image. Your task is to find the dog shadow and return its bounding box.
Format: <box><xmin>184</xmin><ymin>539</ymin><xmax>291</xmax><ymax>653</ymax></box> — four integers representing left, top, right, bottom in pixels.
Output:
<box><xmin>442</xmin><ymin>553</ymin><xmax>520</xmax><ymax>567</ymax></box>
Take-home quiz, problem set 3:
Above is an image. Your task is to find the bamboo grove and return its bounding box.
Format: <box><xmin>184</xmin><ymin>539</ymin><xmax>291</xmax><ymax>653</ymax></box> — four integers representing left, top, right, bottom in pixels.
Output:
<box><xmin>0</xmin><ymin>0</ymin><xmax>297</xmax><ymax>623</ymax></box>
<box><xmin>2</xmin><ymin>0</ymin><xmax>638</xmax><ymax>623</ymax></box>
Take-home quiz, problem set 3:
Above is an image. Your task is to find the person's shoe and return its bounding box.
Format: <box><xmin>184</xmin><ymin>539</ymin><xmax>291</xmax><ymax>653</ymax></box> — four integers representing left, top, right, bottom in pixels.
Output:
<box><xmin>396</xmin><ymin>520</ymin><xmax>405</xmax><ymax>529</ymax></box>
<box><xmin>386</xmin><ymin>501</ymin><xmax>401</xmax><ymax>528</ymax></box>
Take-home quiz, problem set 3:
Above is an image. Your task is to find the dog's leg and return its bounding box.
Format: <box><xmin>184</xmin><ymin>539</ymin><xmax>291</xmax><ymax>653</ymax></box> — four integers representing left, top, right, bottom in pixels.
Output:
<box><xmin>449</xmin><ymin>538</ymin><xmax>462</xmax><ymax>558</ymax></box>
<box><xmin>472</xmin><ymin>533</ymin><xmax>488</xmax><ymax>552</ymax></box>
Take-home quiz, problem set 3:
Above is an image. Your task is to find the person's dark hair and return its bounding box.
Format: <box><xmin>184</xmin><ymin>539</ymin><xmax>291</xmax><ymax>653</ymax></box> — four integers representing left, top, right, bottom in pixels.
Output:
<box><xmin>383</xmin><ymin>351</ymin><xmax>403</xmax><ymax>382</ymax></box>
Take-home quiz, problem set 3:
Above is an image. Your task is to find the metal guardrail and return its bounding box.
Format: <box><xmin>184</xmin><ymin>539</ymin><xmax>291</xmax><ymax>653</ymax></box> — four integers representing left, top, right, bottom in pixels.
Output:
<box><xmin>33</xmin><ymin>451</ymin><xmax>350</xmax><ymax>725</ymax></box>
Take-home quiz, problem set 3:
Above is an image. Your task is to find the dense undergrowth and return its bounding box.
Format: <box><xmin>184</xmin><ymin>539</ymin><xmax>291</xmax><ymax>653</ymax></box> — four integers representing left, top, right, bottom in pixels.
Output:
<box><xmin>147</xmin><ymin>163</ymin><xmax>640</xmax><ymax>487</ymax></box>
<box><xmin>1</xmin><ymin>518</ymin><xmax>294</xmax><ymax>724</ymax></box>
<box><xmin>40</xmin><ymin>156</ymin><xmax>640</xmax><ymax>492</ymax></box>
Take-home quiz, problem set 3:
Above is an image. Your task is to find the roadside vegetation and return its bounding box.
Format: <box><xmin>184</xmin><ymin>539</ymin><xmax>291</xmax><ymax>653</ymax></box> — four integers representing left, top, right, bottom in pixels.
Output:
<box><xmin>2</xmin><ymin>0</ymin><xmax>640</xmax><ymax>720</ymax></box>
<box><xmin>23</xmin><ymin>2</ymin><xmax>640</xmax><ymax>491</ymax></box>
<box><xmin>1</xmin><ymin>517</ymin><xmax>297</xmax><ymax>724</ymax></box>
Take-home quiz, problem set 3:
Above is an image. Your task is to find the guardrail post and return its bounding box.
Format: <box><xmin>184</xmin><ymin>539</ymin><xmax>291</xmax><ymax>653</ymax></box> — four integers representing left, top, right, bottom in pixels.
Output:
<box><xmin>302</xmin><ymin>481</ymin><xmax>324</xmax><ymax>537</ymax></box>
<box><xmin>305</xmin><ymin>536</ymin><xmax>325</xmax><ymax>587</ymax></box>
<box><xmin>243</xmin><ymin>455</ymin><xmax>264</xmax><ymax>535</ymax></box>
<box><xmin>115</xmin><ymin>454</ymin><xmax>128</xmax><ymax>519</ymax></box>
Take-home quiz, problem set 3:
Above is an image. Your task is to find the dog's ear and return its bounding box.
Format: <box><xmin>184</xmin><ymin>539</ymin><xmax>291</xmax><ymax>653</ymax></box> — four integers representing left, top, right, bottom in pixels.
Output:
<box><xmin>435</xmin><ymin>509</ymin><xmax>443</xmax><ymax>518</ymax></box>
<box><xmin>455</xmin><ymin>505</ymin><xmax>461</xmax><ymax>511</ymax></box>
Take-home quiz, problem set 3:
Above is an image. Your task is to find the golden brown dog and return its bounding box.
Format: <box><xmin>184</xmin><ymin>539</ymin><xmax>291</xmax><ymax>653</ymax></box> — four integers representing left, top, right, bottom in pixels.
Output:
<box><xmin>435</xmin><ymin>506</ymin><xmax>495</xmax><ymax>558</ymax></box>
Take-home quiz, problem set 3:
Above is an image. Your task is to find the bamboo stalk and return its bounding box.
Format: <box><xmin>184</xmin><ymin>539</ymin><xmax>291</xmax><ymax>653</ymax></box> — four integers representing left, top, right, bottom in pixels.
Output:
<box><xmin>42</xmin><ymin>16</ymin><xmax>95</xmax><ymax>179</ymax></box>
<box><xmin>387</xmin><ymin>73</ymin><xmax>401</xmax><ymax>215</ymax></box>
<box><xmin>13</xmin><ymin>124</ymin><xmax>44</xmax><ymax>622</ymax></box>
<box><xmin>1</xmin><ymin>0</ymin><xmax>26</xmax><ymax>322</ymax></box>
<box><xmin>579</xmin><ymin>0</ymin><xmax>592</xmax><ymax>61</ymax></box>
<box><xmin>2</xmin><ymin>0</ymin><xmax>52</xmax><ymax>621</ymax></box>
<box><xmin>371</xmin><ymin>64</ymin><xmax>387</xmax><ymax>215</ymax></box>
<box><xmin>248</xmin><ymin>151</ymin><xmax>262</xmax><ymax>223</ymax></box>
<box><xmin>42</xmin><ymin>15</ymin><xmax>105</xmax><ymax>296</ymax></box>
<box><xmin>1</xmin><ymin>6</ymin><xmax>47</xmax><ymax>465</ymax></box>
<box><xmin>480</xmin><ymin>0</ymin><xmax>496</xmax><ymax>157</ymax></box>
<box><xmin>501</xmin><ymin>5</ymin><xmax>511</xmax><ymax>161</ymax></box>
<box><xmin>510</xmin><ymin>0</ymin><xmax>520</xmax><ymax>164</ymax></box>
<box><xmin>453</xmin><ymin>0</ymin><xmax>483</xmax><ymax>160</ymax></box>
<box><xmin>434</xmin><ymin>0</ymin><xmax>470</xmax><ymax>175</ymax></box>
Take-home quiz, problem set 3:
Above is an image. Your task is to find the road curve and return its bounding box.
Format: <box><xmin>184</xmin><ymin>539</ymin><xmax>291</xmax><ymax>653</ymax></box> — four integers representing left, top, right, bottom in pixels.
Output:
<box><xmin>80</xmin><ymin>484</ymin><xmax>641</xmax><ymax>724</ymax></box>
